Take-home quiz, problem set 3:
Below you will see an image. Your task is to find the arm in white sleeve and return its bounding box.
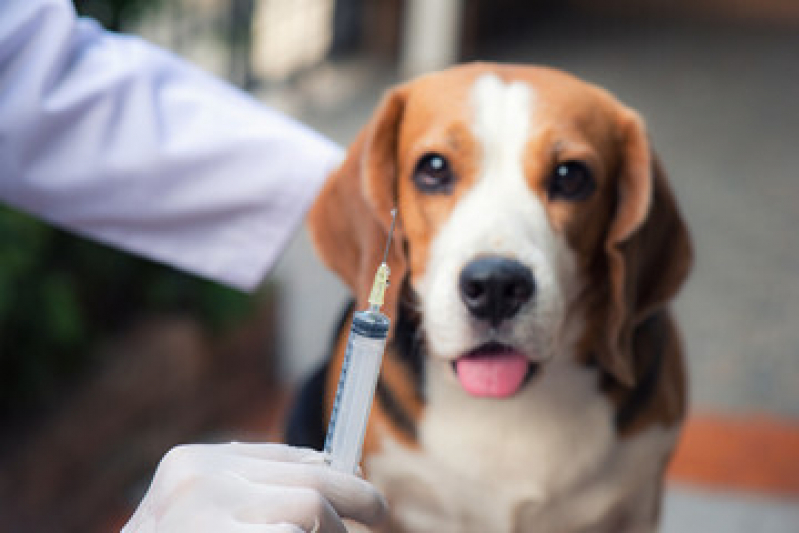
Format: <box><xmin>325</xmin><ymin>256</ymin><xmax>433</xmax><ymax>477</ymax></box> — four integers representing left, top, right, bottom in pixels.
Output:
<box><xmin>0</xmin><ymin>0</ymin><xmax>343</xmax><ymax>291</ymax></box>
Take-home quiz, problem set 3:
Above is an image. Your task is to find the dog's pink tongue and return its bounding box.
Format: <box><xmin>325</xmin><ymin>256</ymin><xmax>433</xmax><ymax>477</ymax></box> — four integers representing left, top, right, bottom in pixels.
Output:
<box><xmin>456</xmin><ymin>351</ymin><xmax>529</xmax><ymax>398</ymax></box>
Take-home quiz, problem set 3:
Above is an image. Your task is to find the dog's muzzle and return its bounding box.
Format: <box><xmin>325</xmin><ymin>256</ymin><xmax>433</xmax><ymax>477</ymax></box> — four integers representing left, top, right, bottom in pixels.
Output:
<box><xmin>453</xmin><ymin>257</ymin><xmax>537</xmax><ymax>398</ymax></box>
<box><xmin>458</xmin><ymin>256</ymin><xmax>535</xmax><ymax>326</ymax></box>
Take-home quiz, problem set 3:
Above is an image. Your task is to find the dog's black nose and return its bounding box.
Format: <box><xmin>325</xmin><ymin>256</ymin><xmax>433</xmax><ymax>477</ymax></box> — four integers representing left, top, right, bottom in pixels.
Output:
<box><xmin>459</xmin><ymin>256</ymin><xmax>535</xmax><ymax>326</ymax></box>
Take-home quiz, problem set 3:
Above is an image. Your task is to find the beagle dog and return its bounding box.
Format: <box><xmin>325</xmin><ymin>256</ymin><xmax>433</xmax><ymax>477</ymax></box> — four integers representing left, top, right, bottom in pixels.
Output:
<box><xmin>287</xmin><ymin>63</ymin><xmax>693</xmax><ymax>532</ymax></box>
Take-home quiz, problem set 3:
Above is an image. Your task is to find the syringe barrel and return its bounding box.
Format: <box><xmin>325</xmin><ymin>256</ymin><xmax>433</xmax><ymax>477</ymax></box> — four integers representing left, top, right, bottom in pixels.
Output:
<box><xmin>324</xmin><ymin>310</ymin><xmax>389</xmax><ymax>473</ymax></box>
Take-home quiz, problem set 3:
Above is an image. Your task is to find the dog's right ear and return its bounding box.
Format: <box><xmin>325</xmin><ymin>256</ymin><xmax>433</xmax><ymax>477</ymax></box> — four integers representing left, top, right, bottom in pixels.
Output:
<box><xmin>596</xmin><ymin>108</ymin><xmax>693</xmax><ymax>387</ymax></box>
<box><xmin>308</xmin><ymin>86</ymin><xmax>409</xmax><ymax>320</ymax></box>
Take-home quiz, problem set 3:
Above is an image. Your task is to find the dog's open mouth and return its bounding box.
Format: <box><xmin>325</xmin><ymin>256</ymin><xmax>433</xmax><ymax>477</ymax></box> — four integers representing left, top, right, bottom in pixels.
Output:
<box><xmin>452</xmin><ymin>342</ymin><xmax>538</xmax><ymax>398</ymax></box>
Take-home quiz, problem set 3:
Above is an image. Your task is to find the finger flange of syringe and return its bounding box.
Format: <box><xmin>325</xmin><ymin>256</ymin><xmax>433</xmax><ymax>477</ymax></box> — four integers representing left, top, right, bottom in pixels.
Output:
<box><xmin>324</xmin><ymin>309</ymin><xmax>390</xmax><ymax>473</ymax></box>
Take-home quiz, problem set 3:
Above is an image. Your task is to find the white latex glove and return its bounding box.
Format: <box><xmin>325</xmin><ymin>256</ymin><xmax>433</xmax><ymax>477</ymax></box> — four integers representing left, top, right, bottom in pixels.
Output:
<box><xmin>121</xmin><ymin>443</ymin><xmax>387</xmax><ymax>533</ymax></box>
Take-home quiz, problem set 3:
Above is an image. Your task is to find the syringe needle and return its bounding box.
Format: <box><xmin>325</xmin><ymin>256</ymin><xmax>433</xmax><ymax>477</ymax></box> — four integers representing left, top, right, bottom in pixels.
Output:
<box><xmin>324</xmin><ymin>209</ymin><xmax>395</xmax><ymax>473</ymax></box>
<box><xmin>381</xmin><ymin>208</ymin><xmax>398</xmax><ymax>264</ymax></box>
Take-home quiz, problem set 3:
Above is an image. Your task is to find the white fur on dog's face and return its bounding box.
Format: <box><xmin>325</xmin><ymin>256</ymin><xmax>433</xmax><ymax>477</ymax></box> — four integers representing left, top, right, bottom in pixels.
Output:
<box><xmin>414</xmin><ymin>74</ymin><xmax>578</xmax><ymax>363</ymax></box>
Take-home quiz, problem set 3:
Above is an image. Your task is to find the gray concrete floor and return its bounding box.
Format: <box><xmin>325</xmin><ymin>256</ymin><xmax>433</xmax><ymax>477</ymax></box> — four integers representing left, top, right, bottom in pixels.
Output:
<box><xmin>663</xmin><ymin>485</ymin><xmax>799</xmax><ymax>532</ymax></box>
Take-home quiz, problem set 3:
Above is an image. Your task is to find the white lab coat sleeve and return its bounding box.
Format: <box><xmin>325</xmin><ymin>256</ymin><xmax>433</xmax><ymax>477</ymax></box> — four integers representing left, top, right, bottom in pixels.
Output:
<box><xmin>0</xmin><ymin>0</ymin><xmax>344</xmax><ymax>291</ymax></box>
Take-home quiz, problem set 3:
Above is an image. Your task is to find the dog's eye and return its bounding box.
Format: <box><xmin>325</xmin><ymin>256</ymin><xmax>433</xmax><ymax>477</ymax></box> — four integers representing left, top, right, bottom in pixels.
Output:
<box><xmin>548</xmin><ymin>161</ymin><xmax>595</xmax><ymax>201</ymax></box>
<box><xmin>413</xmin><ymin>153</ymin><xmax>454</xmax><ymax>193</ymax></box>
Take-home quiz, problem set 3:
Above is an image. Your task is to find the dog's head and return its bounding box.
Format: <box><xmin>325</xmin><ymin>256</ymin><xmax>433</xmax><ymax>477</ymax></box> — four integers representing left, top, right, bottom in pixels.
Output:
<box><xmin>309</xmin><ymin>63</ymin><xmax>692</xmax><ymax>396</ymax></box>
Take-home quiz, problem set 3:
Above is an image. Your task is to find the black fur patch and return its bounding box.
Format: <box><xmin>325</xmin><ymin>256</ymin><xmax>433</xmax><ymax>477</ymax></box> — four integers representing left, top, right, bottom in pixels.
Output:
<box><xmin>369</xmin><ymin>283</ymin><xmax>427</xmax><ymax>440</ymax></box>
<box><xmin>390</xmin><ymin>283</ymin><xmax>427</xmax><ymax>400</ymax></box>
<box><xmin>284</xmin><ymin>300</ymin><xmax>356</xmax><ymax>450</ymax></box>
<box><xmin>284</xmin><ymin>362</ymin><xmax>328</xmax><ymax>450</ymax></box>
<box><xmin>613</xmin><ymin>311</ymin><xmax>666</xmax><ymax>431</ymax></box>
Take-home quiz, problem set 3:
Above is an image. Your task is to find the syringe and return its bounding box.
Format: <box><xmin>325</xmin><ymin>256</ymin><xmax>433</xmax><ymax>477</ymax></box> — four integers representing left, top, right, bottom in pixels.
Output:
<box><xmin>324</xmin><ymin>209</ymin><xmax>398</xmax><ymax>473</ymax></box>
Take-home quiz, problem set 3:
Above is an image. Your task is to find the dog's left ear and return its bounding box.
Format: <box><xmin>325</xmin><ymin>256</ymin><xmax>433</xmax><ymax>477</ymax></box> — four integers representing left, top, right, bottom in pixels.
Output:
<box><xmin>598</xmin><ymin>109</ymin><xmax>694</xmax><ymax>387</ymax></box>
<box><xmin>308</xmin><ymin>86</ymin><xmax>409</xmax><ymax>320</ymax></box>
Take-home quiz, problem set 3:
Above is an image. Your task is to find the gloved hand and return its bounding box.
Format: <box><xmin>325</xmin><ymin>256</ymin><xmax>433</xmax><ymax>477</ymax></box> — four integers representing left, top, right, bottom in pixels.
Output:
<box><xmin>121</xmin><ymin>442</ymin><xmax>387</xmax><ymax>533</ymax></box>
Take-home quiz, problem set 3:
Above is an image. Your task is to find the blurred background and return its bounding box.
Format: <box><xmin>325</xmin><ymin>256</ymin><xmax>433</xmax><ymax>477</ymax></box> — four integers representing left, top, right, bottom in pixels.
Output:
<box><xmin>1</xmin><ymin>0</ymin><xmax>798</xmax><ymax>531</ymax></box>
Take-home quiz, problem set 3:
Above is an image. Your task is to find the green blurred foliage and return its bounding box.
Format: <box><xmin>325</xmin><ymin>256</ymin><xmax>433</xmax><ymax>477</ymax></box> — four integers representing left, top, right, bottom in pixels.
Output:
<box><xmin>73</xmin><ymin>0</ymin><xmax>163</xmax><ymax>31</ymax></box>
<box><xmin>0</xmin><ymin>207</ymin><xmax>253</xmax><ymax>419</ymax></box>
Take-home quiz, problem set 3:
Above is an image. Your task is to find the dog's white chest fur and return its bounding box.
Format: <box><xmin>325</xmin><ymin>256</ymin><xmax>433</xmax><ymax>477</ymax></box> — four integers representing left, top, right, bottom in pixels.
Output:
<box><xmin>366</xmin><ymin>356</ymin><xmax>677</xmax><ymax>533</ymax></box>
